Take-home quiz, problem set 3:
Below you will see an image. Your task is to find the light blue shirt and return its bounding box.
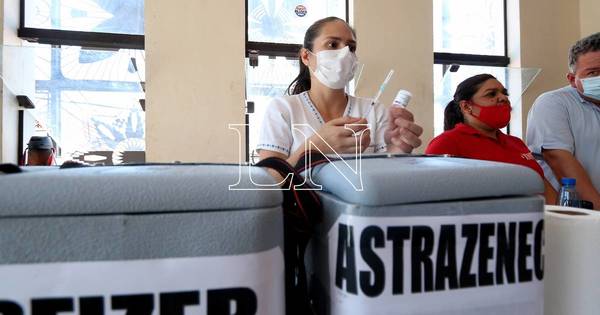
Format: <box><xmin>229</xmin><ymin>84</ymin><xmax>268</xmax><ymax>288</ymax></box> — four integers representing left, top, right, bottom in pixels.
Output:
<box><xmin>526</xmin><ymin>86</ymin><xmax>600</xmax><ymax>190</ymax></box>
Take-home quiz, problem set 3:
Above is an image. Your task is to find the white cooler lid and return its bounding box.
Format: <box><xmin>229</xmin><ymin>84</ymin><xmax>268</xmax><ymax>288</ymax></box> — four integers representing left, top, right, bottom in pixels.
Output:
<box><xmin>0</xmin><ymin>165</ymin><xmax>283</xmax><ymax>217</ymax></box>
<box><xmin>310</xmin><ymin>155</ymin><xmax>543</xmax><ymax>206</ymax></box>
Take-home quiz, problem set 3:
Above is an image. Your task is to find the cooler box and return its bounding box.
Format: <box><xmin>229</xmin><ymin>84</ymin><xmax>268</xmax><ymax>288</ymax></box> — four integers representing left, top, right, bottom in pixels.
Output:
<box><xmin>308</xmin><ymin>156</ymin><xmax>545</xmax><ymax>315</ymax></box>
<box><xmin>0</xmin><ymin>165</ymin><xmax>284</xmax><ymax>315</ymax></box>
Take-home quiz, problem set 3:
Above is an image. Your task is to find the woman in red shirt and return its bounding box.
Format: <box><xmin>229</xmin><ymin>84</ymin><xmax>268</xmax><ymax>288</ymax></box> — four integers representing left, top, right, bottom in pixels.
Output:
<box><xmin>426</xmin><ymin>74</ymin><xmax>557</xmax><ymax>204</ymax></box>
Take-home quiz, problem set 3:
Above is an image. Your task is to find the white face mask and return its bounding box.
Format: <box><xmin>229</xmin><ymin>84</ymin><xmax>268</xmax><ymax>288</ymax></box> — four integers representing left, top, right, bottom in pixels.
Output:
<box><xmin>581</xmin><ymin>75</ymin><xmax>600</xmax><ymax>101</ymax></box>
<box><xmin>308</xmin><ymin>46</ymin><xmax>358</xmax><ymax>90</ymax></box>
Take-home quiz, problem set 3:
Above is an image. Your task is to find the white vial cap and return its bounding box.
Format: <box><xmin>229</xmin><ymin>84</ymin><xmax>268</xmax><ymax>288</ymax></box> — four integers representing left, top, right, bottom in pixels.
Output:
<box><xmin>393</xmin><ymin>90</ymin><xmax>412</xmax><ymax>107</ymax></box>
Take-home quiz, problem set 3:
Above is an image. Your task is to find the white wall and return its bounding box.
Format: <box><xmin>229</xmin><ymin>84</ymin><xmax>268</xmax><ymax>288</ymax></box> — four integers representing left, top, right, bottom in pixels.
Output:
<box><xmin>518</xmin><ymin>0</ymin><xmax>582</xmax><ymax>135</ymax></box>
<box><xmin>353</xmin><ymin>0</ymin><xmax>433</xmax><ymax>153</ymax></box>
<box><xmin>1</xmin><ymin>0</ymin><xmax>25</xmax><ymax>163</ymax></box>
<box><xmin>145</xmin><ymin>1</ymin><xmax>245</xmax><ymax>163</ymax></box>
<box><xmin>579</xmin><ymin>0</ymin><xmax>600</xmax><ymax>37</ymax></box>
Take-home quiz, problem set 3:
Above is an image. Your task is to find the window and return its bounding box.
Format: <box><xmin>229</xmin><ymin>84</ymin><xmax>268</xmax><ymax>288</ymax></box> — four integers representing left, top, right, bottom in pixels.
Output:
<box><xmin>246</xmin><ymin>56</ymin><xmax>299</xmax><ymax>163</ymax></box>
<box><xmin>433</xmin><ymin>0</ymin><xmax>508</xmax><ymax>66</ymax></box>
<box><xmin>245</xmin><ymin>0</ymin><xmax>348</xmax><ymax>163</ymax></box>
<box><xmin>16</xmin><ymin>0</ymin><xmax>145</xmax><ymax>164</ymax></box>
<box><xmin>433</xmin><ymin>0</ymin><xmax>512</xmax><ymax>136</ymax></box>
<box><xmin>434</xmin><ymin>0</ymin><xmax>506</xmax><ymax>57</ymax></box>
<box><xmin>247</xmin><ymin>0</ymin><xmax>346</xmax><ymax>45</ymax></box>
<box><xmin>32</xmin><ymin>46</ymin><xmax>145</xmax><ymax>164</ymax></box>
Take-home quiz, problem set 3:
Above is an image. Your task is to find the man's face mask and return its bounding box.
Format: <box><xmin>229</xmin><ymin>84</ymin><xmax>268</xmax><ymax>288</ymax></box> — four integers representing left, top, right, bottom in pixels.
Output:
<box><xmin>580</xmin><ymin>75</ymin><xmax>600</xmax><ymax>101</ymax></box>
<box><xmin>308</xmin><ymin>46</ymin><xmax>358</xmax><ymax>90</ymax></box>
<box><xmin>469</xmin><ymin>102</ymin><xmax>512</xmax><ymax>129</ymax></box>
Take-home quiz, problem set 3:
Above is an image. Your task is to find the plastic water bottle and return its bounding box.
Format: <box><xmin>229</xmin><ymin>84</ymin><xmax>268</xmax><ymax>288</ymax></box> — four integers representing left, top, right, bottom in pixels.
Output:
<box><xmin>392</xmin><ymin>90</ymin><xmax>412</xmax><ymax>108</ymax></box>
<box><xmin>557</xmin><ymin>178</ymin><xmax>579</xmax><ymax>207</ymax></box>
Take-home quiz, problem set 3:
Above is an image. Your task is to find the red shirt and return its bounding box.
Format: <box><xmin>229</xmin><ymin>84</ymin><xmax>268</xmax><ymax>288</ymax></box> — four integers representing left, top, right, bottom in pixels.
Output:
<box><xmin>425</xmin><ymin>123</ymin><xmax>544</xmax><ymax>178</ymax></box>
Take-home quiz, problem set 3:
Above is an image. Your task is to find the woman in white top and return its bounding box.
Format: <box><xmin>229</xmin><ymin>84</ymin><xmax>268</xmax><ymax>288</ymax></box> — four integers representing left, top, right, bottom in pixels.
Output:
<box><xmin>258</xmin><ymin>17</ymin><xmax>423</xmax><ymax>165</ymax></box>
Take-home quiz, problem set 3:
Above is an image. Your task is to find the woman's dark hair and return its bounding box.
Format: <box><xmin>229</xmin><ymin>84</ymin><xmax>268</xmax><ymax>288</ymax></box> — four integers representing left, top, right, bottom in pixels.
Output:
<box><xmin>444</xmin><ymin>73</ymin><xmax>497</xmax><ymax>131</ymax></box>
<box><xmin>286</xmin><ymin>17</ymin><xmax>355</xmax><ymax>95</ymax></box>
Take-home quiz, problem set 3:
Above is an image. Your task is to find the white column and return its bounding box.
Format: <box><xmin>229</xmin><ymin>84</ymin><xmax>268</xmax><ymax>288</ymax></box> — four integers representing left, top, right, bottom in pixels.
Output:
<box><xmin>145</xmin><ymin>0</ymin><xmax>245</xmax><ymax>162</ymax></box>
<box><xmin>353</xmin><ymin>0</ymin><xmax>434</xmax><ymax>152</ymax></box>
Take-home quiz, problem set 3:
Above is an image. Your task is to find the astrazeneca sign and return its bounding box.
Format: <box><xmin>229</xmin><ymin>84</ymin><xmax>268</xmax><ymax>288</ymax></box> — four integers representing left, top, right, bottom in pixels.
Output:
<box><xmin>328</xmin><ymin>213</ymin><xmax>544</xmax><ymax>315</ymax></box>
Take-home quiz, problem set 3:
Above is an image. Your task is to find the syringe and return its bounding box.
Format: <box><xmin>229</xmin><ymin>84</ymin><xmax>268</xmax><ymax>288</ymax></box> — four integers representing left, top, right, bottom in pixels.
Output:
<box><xmin>364</xmin><ymin>69</ymin><xmax>394</xmax><ymax>118</ymax></box>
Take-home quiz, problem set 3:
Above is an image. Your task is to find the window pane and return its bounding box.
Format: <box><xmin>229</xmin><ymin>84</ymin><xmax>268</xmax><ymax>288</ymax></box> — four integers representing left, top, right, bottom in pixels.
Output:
<box><xmin>3</xmin><ymin>45</ymin><xmax>146</xmax><ymax>165</ymax></box>
<box><xmin>25</xmin><ymin>0</ymin><xmax>144</xmax><ymax>35</ymax></box>
<box><xmin>433</xmin><ymin>0</ymin><xmax>505</xmax><ymax>56</ymax></box>
<box><xmin>248</xmin><ymin>0</ymin><xmax>346</xmax><ymax>44</ymax></box>
<box><xmin>246</xmin><ymin>56</ymin><xmax>299</xmax><ymax>163</ymax></box>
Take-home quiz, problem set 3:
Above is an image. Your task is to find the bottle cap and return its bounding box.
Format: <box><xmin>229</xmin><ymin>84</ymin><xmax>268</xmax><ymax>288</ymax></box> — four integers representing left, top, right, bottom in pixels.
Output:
<box><xmin>579</xmin><ymin>200</ymin><xmax>594</xmax><ymax>209</ymax></box>
<box><xmin>561</xmin><ymin>177</ymin><xmax>576</xmax><ymax>186</ymax></box>
<box><xmin>393</xmin><ymin>90</ymin><xmax>412</xmax><ymax>107</ymax></box>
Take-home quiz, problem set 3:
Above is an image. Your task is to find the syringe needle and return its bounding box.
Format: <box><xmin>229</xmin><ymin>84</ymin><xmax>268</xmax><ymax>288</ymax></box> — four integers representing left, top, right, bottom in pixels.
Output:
<box><xmin>365</xmin><ymin>69</ymin><xmax>395</xmax><ymax>118</ymax></box>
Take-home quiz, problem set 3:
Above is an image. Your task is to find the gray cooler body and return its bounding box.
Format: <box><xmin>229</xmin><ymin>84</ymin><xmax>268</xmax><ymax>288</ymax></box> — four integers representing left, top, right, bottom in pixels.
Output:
<box><xmin>308</xmin><ymin>156</ymin><xmax>545</xmax><ymax>315</ymax></box>
<box><xmin>0</xmin><ymin>165</ymin><xmax>284</xmax><ymax>315</ymax></box>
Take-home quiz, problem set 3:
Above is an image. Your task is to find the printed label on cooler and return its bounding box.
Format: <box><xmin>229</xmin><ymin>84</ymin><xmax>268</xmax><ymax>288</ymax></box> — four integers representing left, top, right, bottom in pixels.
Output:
<box><xmin>328</xmin><ymin>212</ymin><xmax>544</xmax><ymax>315</ymax></box>
<box><xmin>0</xmin><ymin>247</ymin><xmax>284</xmax><ymax>315</ymax></box>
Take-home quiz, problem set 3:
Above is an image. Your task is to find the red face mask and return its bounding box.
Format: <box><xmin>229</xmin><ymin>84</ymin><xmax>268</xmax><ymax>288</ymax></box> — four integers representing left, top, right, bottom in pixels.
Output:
<box><xmin>46</xmin><ymin>149</ymin><xmax>56</xmax><ymax>166</ymax></box>
<box><xmin>21</xmin><ymin>148</ymin><xmax>56</xmax><ymax>166</ymax></box>
<box><xmin>469</xmin><ymin>102</ymin><xmax>511</xmax><ymax>129</ymax></box>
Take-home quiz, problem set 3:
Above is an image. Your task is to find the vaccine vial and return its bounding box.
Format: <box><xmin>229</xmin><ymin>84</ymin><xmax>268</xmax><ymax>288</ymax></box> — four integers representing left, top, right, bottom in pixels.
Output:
<box><xmin>392</xmin><ymin>90</ymin><xmax>412</xmax><ymax>108</ymax></box>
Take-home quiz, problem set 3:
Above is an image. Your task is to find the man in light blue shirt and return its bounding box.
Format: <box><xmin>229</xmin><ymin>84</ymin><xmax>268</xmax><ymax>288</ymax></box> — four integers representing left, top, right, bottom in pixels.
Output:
<box><xmin>527</xmin><ymin>32</ymin><xmax>600</xmax><ymax>209</ymax></box>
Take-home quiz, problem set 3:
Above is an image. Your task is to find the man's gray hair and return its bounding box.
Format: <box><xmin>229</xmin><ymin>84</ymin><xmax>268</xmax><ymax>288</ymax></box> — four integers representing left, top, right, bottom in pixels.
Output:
<box><xmin>569</xmin><ymin>32</ymin><xmax>600</xmax><ymax>73</ymax></box>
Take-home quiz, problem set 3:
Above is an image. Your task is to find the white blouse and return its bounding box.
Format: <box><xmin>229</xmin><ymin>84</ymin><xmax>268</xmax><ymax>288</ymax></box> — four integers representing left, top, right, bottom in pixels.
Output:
<box><xmin>257</xmin><ymin>91</ymin><xmax>388</xmax><ymax>156</ymax></box>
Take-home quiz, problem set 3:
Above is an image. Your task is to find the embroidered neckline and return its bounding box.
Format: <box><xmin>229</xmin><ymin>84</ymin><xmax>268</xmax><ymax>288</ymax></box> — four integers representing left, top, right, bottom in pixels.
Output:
<box><xmin>300</xmin><ymin>92</ymin><xmax>353</xmax><ymax>124</ymax></box>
